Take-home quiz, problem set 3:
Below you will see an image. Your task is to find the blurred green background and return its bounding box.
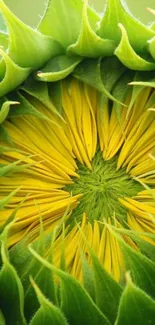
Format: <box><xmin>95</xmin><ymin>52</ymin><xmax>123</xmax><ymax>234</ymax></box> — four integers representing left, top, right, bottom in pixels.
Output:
<box><xmin>4</xmin><ymin>0</ymin><xmax>155</xmax><ymax>27</ymax></box>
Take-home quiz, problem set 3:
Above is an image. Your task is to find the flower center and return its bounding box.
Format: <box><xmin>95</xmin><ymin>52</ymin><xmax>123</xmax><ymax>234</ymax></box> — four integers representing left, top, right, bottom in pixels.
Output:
<box><xmin>66</xmin><ymin>151</ymin><xmax>142</xmax><ymax>223</ymax></box>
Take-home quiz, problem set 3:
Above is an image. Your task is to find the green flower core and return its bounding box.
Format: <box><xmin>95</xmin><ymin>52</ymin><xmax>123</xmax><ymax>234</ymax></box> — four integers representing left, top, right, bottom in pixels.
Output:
<box><xmin>66</xmin><ymin>151</ymin><xmax>142</xmax><ymax>223</ymax></box>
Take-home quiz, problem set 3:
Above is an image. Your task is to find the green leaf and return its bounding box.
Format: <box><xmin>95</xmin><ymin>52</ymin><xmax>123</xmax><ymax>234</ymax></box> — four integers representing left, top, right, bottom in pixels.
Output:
<box><xmin>73</xmin><ymin>58</ymin><xmax>126</xmax><ymax>106</ymax></box>
<box><xmin>21</xmin><ymin>76</ymin><xmax>61</xmax><ymax>117</ymax></box>
<box><xmin>129</xmin><ymin>71</ymin><xmax>155</xmax><ymax>88</ymax></box>
<box><xmin>0</xmin><ymin>31</ymin><xmax>8</xmax><ymax>51</ymax></box>
<box><xmin>0</xmin><ymin>0</ymin><xmax>62</xmax><ymax>69</ymax></box>
<box><xmin>10</xmin><ymin>233</ymin><xmax>57</xmax><ymax>322</ymax></box>
<box><xmin>109</xmin><ymin>228</ymin><xmax>155</xmax><ymax>299</ymax></box>
<box><xmin>100</xmin><ymin>57</ymin><xmax>126</xmax><ymax>101</ymax></box>
<box><xmin>68</xmin><ymin>0</ymin><xmax>115</xmax><ymax>57</ymax></box>
<box><xmin>81</xmin><ymin>255</ymin><xmax>95</xmax><ymax>301</ymax></box>
<box><xmin>0</xmin><ymin>310</ymin><xmax>5</xmax><ymax>325</ymax></box>
<box><xmin>48</xmin><ymin>82</ymin><xmax>63</xmax><ymax>115</ymax></box>
<box><xmin>38</xmin><ymin>0</ymin><xmax>100</xmax><ymax>49</ymax></box>
<box><xmin>0</xmin><ymin>125</ymin><xmax>13</xmax><ymax>145</ymax></box>
<box><xmin>35</xmin><ymin>55</ymin><xmax>82</xmax><ymax>82</ymax></box>
<box><xmin>115</xmin><ymin>274</ymin><xmax>155</xmax><ymax>325</ymax></box>
<box><xmin>0</xmin><ymin>159</ymin><xmax>30</xmax><ymax>177</ymax></box>
<box><xmin>91</xmin><ymin>251</ymin><xmax>123</xmax><ymax>324</ymax></box>
<box><xmin>115</xmin><ymin>24</ymin><xmax>155</xmax><ymax>71</ymax></box>
<box><xmin>29</xmin><ymin>246</ymin><xmax>111</xmax><ymax>325</ymax></box>
<box><xmin>0</xmin><ymin>187</ymin><xmax>20</xmax><ymax>211</ymax></box>
<box><xmin>112</xmin><ymin>70</ymin><xmax>134</xmax><ymax>121</ymax></box>
<box><xmin>29</xmin><ymin>279</ymin><xmax>69</xmax><ymax>325</ymax></box>
<box><xmin>0</xmin><ymin>12</ymin><xmax>7</xmax><ymax>32</ymax></box>
<box><xmin>0</xmin><ymin>48</ymin><xmax>30</xmax><ymax>98</ymax></box>
<box><xmin>0</xmin><ymin>234</ymin><xmax>27</xmax><ymax>325</ymax></box>
<box><xmin>116</xmin><ymin>228</ymin><xmax>155</xmax><ymax>262</ymax></box>
<box><xmin>8</xmin><ymin>92</ymin><xmax>56</xmax><ymax>124</ymax></box>
<box><xmin>0</xmin><ymin>100</ymin><xmax>19</xmax><ymax>124</ymax></box>
<box><xmin>98</xmin><ymin>0</ymin><xmax>155</xmax><ymax>53</ymax></box>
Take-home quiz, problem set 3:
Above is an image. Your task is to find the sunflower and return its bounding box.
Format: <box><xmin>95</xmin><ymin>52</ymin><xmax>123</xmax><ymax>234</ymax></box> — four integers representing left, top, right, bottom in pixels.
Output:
<box><xmin>0</xmin><ymin>0</ymin><xmax>155</xmax><ymax>324</ymax></box>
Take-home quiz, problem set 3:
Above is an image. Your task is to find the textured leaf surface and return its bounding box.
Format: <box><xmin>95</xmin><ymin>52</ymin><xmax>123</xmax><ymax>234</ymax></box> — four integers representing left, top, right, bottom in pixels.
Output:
<box><xmin>0</xmin><ymin>237</ymin><xmax>26</xmax><ymax>325</ymax></box>
<box><xmin>115</xmin><ymin>24</ymin><xmax>155</xmax><ymax>70</ymax></box>
<box><xmin>110</xmin><ymin>228</ymin><xmax>155</xmax><ymax>299</ymax></box>
<box><xmin>0</xmin><ymin>49</ymin><xmax>30</xmax><ymax>98</ymax></box>
<box><xmin>10</xmin><ymin>236</ymin><xmax>57</xmax><ymax>322</ymax></box>
<box><xmin>68</xmin><ymin>0</ymin><xmax>115</xmax><ymax>57</ymax></box>
<box><xmin>0</xmin><ymin>101</ymin><xmax>19</xmax><ymax>124</ymax></box>
<box><xmin>38</xmin><ymin>0</ymin><xmax>99</xmax><ymax>48</ymax></box>
<box><xmin>0</xmin><ymin>0</ymin><xmax>61</xmax><ymax>69</ymax></box>
<box><xmin>30</xmin><ymin>279</ymin><xmax>69</xmax><ymax>325</ymax></box>
<box><xmin>73</xmin><ymin>58</ymin><xmax>126</xmax><ymax>106</ymax></box>
<box><xmin>115</xmin><ymin>276</ymin><xmax>155</xmax><ymax>325</ymax></box>
<box><xmin>98</xmin><ymin>0</ymin><xmax>155</xmax><ymax>52</ymax></box>
<box><xmin>29</xmin><ymin>246</ymin><xmax>111</xmax><ymax>325</ymax></box>
<box><xmin>0</xmin><ymin>310</ymin><xmax>5</xmax><ymax>325</ymax></box>
<box><xmin>91</xmin><ymin>251</ymin><xmax>122</xmax><ymax>324</ymax></box>
<box><xmin>36</xmin><ymin>55</ymin><xmax>82</xmax><ymax>82</ymax></box>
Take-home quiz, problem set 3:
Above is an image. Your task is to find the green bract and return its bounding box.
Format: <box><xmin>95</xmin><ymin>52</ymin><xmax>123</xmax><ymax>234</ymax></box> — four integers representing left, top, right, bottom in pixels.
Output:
<box><xmin>0</xmin><ymin>0</ymin><xmax>155</xmax><ymax>324</ymax></box>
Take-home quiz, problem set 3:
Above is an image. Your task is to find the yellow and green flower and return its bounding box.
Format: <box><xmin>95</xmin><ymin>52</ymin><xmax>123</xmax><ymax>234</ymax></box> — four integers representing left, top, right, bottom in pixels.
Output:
<box><xmin>0</xmin><ymin>0</ymin><xmax>155</xmax><ymax>324</ymax></box>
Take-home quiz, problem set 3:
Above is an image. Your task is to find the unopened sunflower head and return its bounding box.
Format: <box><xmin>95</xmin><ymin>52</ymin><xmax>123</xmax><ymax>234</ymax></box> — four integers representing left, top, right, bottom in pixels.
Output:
<box><xmin>0</xmin><ymin>0</ymin><xmax>155</xmax><ymax>324</ymax></box>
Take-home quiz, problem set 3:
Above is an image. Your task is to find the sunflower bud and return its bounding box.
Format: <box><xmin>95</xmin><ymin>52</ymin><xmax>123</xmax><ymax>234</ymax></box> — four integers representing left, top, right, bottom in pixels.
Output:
<box><xmin>0</xmin><ymin>0</ymin><xmax>155</xmax><ymax>324</ymax></box>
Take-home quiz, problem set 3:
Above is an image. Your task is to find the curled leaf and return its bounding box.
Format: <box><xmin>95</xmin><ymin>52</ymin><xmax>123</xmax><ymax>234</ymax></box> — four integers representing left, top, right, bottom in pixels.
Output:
<box><xmin>0</xmin><ymin>48</ymin><xmax>30</xmax><ymax>97</ymax></box>
<box><xmin>115</xmin><ymin>24</ymin><xmax>155</xmax><ymax>70</ymax></box>
<box><xmin>38</xmin><ymin>0</ymin><xmax>100</xmax><ymax>49</ymax></box>
<box><xmin>115</xmin><ymin>274</ymin><xmax>155</xmax><ymax>325</ymax></box>
<box><xmin>97</xmin><ymin>0</ymin><xmax>155</xmax><ymax>52</ymax></box>
<box><xmin>0</xmin><ymin>100</ymin><xmax>19</xmax><ymax>124</ymax></box>
<box><xmin>0</xmin><ymin>0</ymin><xmax>62</xmax><ymax>69</ymax></box>
<box><xmin>68</xmin><ymin>0</ymin><xmax>116</xmax><ymax>57</ymax></box>
<box><xmin>36</xmin><ymin>55</ymin><xmax>82</xmax><ymax>82</ymax></box>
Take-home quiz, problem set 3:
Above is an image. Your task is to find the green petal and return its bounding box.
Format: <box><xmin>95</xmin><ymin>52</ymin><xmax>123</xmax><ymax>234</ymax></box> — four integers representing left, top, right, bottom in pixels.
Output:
<box><xmin>115</xmin><ymin>274</ymin><xmax>155</xmax><ymax>325</ymax></box>
<box><xmin>0</xmin><ymin>100</ymin><xmax>19</xmax><ymax>124</ymax></box>
<box><xmin>0</xmin><ymin>230</ymin><xmax>26</xmax><ymax>325</ymax></box>
<box><xmin>10</xmin><ymin>233</ymin><xmax>57</xmax><ymax>322</ymax></box>
<box><xmin>73</xmin><ymin>57</ymin><xmax>126</xmax><ymax>105</ymax></box>
<box><xmin>38</xmin><ymin>0</ymin><xmax>99</xmax><ymax>49</ymax></box>
<box><xmin>115</xmin><ymin>24</ymin><xmax>155</xmax><ymax>70</ymax></box>
<box><xmin>110</xmin><ymin>228</ymin><xmax>155</xmax><ymax>299</ymax></box>
<box><xmin>98</xmin><ymin>0</ymin><xmax>155</xmax><ymax>52</ymax></box>
<box><xmin>35</xmin><ymin>55</ymin><xmax>82</xmax><ymax>82</ymax></box>
<box><xmin>90</xmin><ymin>250</ymin><xmax>122</xmax><ymax>324</ymax></box>
<box><xmin>0</xmin><ymin>0</ymin><xmax>62</xmax><ymax>69</ymax></box>
<box><xmin>0</xmin><ymin>125</ymin><xmax>13</xmax><ymax>145</ymax></box>
<box><xmin>0</xmin><ymin>187</ymin><xmax>20</xmax><ymax>211</ymax></box>
<box><xmin>8</xmin><ymin>92</ymin><xmax>55</xmax><ymax>123</ymax></box>
<box><xmin>21</xmin><ymin>77</ymin><xmax>61</xmax><ymax>117</ymax></box>
<box><xmin>0</xmin><ymin>48</ymin><xmax>30</xmax><ymax>97</ymax></box>
<box><xmin>29</xmin><ymin>246</ymin><xmax>111</xmax><ymax>325</ymax></box>
<box><xmin>0</xmin><ymin>31</ymin><xmax>8</xmax><ymax>51</ymax></box>
<box><xmin>0</xmin><ymin>310</ymin><xmax>5</xmax><ymax>325</ymax></box>
<box><xmin>81</xmin><ymin>256</ymin><xmax>95</xmax><ymax>301</ymax></box>
<box><xmin>68</xmin><ymin>0</ymin><xmax>115</xmax><ymax>57</ymax></box>
<box><xmin>113</xmin><ymin>226</ymin><xmax>155</xmax><ymax>263</ymax></box>
<box><xmin>30</xmin><ymin>279</ymin><xmax>69</xmax><ymax>325</ymax></box>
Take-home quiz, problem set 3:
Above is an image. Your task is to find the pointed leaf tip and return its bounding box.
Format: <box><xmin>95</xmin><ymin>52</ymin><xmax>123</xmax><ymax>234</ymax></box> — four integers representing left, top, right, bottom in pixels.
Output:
<box><xmin>30</xmin><ymin>278</ymin><xmax>69</xmax><ymax>325</ymax></box>
<box><xmin>98</xmin><ymin>0</ymin><xmax>155</xmax><ymax>53</ymax></box>
<box><xmin>38</xmin><ymin>0</ymin><xmax>100</xmax><ymax>49</ymax></box>
<box><xmin>0</xmin><ymin>0</ymin><xmax>62</xmax><ymax>70</ymax></box>
<box><xmin>0</xmin><ymin>48</ymin><xmax>30</xmax><ymax>97</ymax></box>
<box><xmin>68</xmin><ymin>0</ymin><xmax>115</xmax><ymax>57</ymax></box>
<box><xmin>35</xmin><ymin>55</ymin><xmax>82</xmax><ymax>82</ymax></box>
<box><xmin>115</xmin><ymin>23</ymin><xmax>155</xmax><ymax>71</ymax></box>
<box><xmin>0</xmin><ymin>100</ymin><xmax>19</xmax><ymax>124</ymax></box>
<box><xmin>115</xmin><ymin>276</ymin><xmax>155</xmax><ymax>325</ymax></box>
